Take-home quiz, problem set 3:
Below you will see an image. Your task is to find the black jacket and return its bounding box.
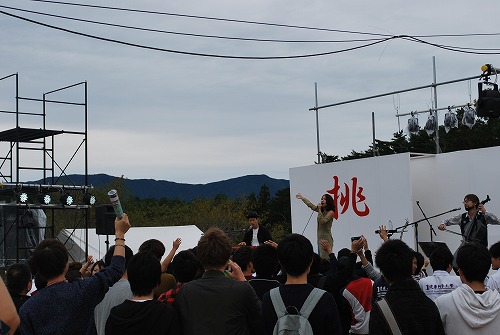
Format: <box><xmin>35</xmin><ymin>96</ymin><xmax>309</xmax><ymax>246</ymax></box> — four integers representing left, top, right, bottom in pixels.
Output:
<box><xmin>242</xmin><ymin>225</ymin><xmax>273</xmax><ymax>246</ymax></box>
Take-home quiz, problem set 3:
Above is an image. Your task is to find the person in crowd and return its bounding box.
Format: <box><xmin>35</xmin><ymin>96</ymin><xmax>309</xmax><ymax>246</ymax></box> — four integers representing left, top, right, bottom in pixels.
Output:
<box><xmin>486</xmin><ymin>240</ymin><xmax>500</xmax><ymax>291</ymax></box>
<box><xmin>66</xmin><ymin>262</ymin><xmax>84</xmax><ymax>283</ymax></box>
<box><xmin>79</xmin><ymin>256</ymin><xmax>94</xmax><ymax>278</ymax></box>
<box><xmin>435</xmin><ymin>243</ymin><xmax>500</xmax><ymax>334</ymax></box>
<box><xmin>19</xmin><ymin>214</ymin><xmax>131</xmax><ymax>335</ymax></box>
<box><xmin>412</xmin><ymin>251</ymin><xmax>428</xmax><ymax>281</ymax></box>
<box><xmin>261</xmin><ymin>233</ymin><xmax>341</xmax><ymax>335</ymax></box>
<box><xmin>90</xmin><ymin>260</ymin><xmax>105</xmax><ymax>276</ymax></box>
<box><xmin>248</xmin><ymin>244</ymin><xmax>281</xmax><ymax>300</ymax></box>
<box><xmin>138</xmin><ymin>238</ymin><xmax>179</xmax><ymax>299</ymax></box>
<box><xmin>5</xmin><ymin>263</ymin><xmax>30</xmax><ymax>335</ymax></box>
<box><xmin>232</xmin><ymin>246</ymin><xmax>255</xmax><ymax>280</ymax></box>
<box><xmin>175</xmin><ymin>227</ymin><xmax>262</xmax><ymax>335</ymax></box>
<box><xmin>29</xmin><ymin>273</ymin><xmax>46</xmax><ymax>297</ymax></box>
<box><xmin>5</xmin><ymin>263</ymin><xmax>32</xmax><ymax>313</ymax></box>
<box><xmin>438</xmin><ymin>193</ymin><xmax>500</xmax><ymax>247</ymax></box>
<box><xmin>0</xmin><ymin>278</ymin><xmax>19</xmax><ymax>335</ymax></box>
<box><xmin>239</xmin><ymin>211</ymin><xmax>273</xmax><ymax>246</ymax></box>
<box><xmin>295</xmin><ymin>193</ymin><xmax>335</xmax><ymax>259</ymax></box>
<box><xmin>158</xmin><ymin>250</ymin><xmax>200</xmax><ymax>307</ymax></box>
<box><xmin>418</xmin><ymin>246</ymin><xmax>461</xmax><ymax>301</ymax></box>
<box><xmin>94</xmin><ymin>245</ymin><xmax>134</xmax><ymax>335</ymax></box>
<box><xmin>105</xmin><ymin>251</ymin><xmax>181</xmax><ymax>335</ymax></box>
<box><xmin>369</xmin><ymin>239</ymin><xmax>445</xmax><ymax>335</ymax></box>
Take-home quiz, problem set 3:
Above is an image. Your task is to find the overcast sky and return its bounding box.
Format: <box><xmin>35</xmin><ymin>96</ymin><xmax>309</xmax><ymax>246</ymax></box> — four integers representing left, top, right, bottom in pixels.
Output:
<box><xmin>0</xmin><ymin>0</ymin><xmax>498</xmax><ymax>184</ymax></box>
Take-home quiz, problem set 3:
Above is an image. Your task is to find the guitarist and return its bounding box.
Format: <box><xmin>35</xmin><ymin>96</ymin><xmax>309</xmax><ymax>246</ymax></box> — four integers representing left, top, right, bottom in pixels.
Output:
<box><xmin>438</xmin><ymin>194</ymin><xmax>500</xmax><ymax>247</ymax></box>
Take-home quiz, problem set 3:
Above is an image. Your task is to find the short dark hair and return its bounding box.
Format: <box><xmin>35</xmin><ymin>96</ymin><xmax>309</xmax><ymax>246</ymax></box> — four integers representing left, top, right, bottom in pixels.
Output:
<box><xmin>127</xmin><ymin>251</ymin><xmax>161</xmax><ymax>296</ymax></box>
<box><xmin>171</xmin><ymin>250</ymin><xmax>199</xmax><ymax>283</ymax></box>
<box><xmin>251</xmin><ymin>244</ymin><xmax>279</xmax><ymax>278</ymax></box>
<box><xmin>277</xmin><ymin>233</ymin><xmax>313</xmax><ymax>277</ymax></box>
<box><xmin>104</xmin><ymin>245</ymin><xmax>134</xmax><ymax>268</ymax></box>
<box><xmin>6</xmin><ymin>263</ymin><xmax>32</xmax><ymax>294</ymax></box>
<box><xmin>138</xmin><ymin>239</ymin><xmax>166</xmax><ymax>260</ymax></box>
<box><xmin>464</xmin><ymin>194</ymin><xmax>479</xmax><ymax>206</ymax></box>
<box><xmin>414</xmin><ymin>251</ymin><xmax>425</xmax><ymax>273</ymax></box>
<box><xmin>30</xmin><ymin>239</ymin><xmax>68</xmax><ymax>280</ymax></box>
<box><xmin>489</xmin><ymin>241</ymin><xmax>500</xmax><ymax>258</ymax></box>
<box><xmin>232</xmin><ymin>246</ymin><xmax>253</xmax><ymax>272</ymax></box>
<box><xmin>90</xmin><ymin>260</ymin><xmax>105</xmax><ymax>274</ymax></box>
<box><xmin>429</xmin><ymin>247</ymin><xmax>454</xmax><ymax>271</ymax></box>
<box><xmin>197</xmin><ymin>227</ymin><xmax>232</xmax><ymax>269</ymax></box>
<box><xmin>456</xmin><ymin>243</ymin><xmax>491</xmax><ymax>283</ymax></box>
<box><xmin>375</xmin><ymin>240</ymin><xmax>413</xmax><ymax>283</ymax></box>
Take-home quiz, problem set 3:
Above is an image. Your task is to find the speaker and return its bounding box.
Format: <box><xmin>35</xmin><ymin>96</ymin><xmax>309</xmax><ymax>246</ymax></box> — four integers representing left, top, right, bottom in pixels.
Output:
<box><xmin>95</xmin><ymin>205</ymin><xmax>115</xmax><ymax>235</ymax></box>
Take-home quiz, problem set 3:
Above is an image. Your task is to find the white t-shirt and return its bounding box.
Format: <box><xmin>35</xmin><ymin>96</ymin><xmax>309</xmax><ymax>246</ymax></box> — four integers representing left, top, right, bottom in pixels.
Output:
<box><xmin>487</xmin><ymin>270</ymin><xmax>500</xmax><ymax>291</ymax></box>
<box><xmin>418</xmin><ymin>270</ymin><xmax>462</xmax><ymax>301</ymax></box>
<box><xmin>251</xmin><ymin>228</ymin><xmax>259</xmax><ymax>246</ymax></box>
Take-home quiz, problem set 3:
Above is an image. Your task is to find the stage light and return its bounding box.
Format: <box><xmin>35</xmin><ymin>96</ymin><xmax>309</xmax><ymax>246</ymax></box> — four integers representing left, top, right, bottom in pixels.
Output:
<box><xmin>37</xmin><ymin>193</ymin><xmax>51</xmax><ymax>205</ymax></box>
<box><xmin>424</xmin><ymin>114</ymin><xmax>436</xmax><ymax>136</ymax></box>
<box><xmin>407</xmin><ymin>114</ymin><xmax>420</xmax><ymax>135</ymax></box>
<box><xmin>83</xmin><ymin>193</ymin><xmax>96</xmax><ymax>206</ymax></box>
<box><xmin>17</xmin><ymin>191</ymin><xmax>29</xmax><ymax>203</ymax></box>
<box><xmin>60</xmin><ymin>193</ymin><xmax>74</xmax><ymax>206</ymax></box>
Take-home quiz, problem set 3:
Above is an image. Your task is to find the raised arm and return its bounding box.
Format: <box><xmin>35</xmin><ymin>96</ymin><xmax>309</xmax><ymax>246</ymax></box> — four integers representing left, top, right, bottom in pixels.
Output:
<box><xmin>161</xmin><ymin>238</ymin><xmax>182</xmax><ymax>272</ymax></box>
<box><xmin>296</xmin><ymin>193</ymin><xmax>318</xmax><ymax>212</ymax></box>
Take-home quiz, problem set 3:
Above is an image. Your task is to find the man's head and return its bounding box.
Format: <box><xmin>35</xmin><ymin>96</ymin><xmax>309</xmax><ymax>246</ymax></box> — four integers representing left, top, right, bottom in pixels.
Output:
<box><xmin>429</xmin><ymin>246</ymin><xmax>454</xmax><ymax>272</ymax></box>
<box><xmin>197</xmin><ymin>227</ymin><xmax>232</xmax><ymax>270</ymax></box>
<box><xmin>489</xmin><ymin>241</ymin><xmax>500</xmax><ymax>270</ymax></box>
<box><xmin>30</xmin><ymin>238</ymin><xmax>69</xmax><ymax>280</ymax></box>
<box><xmin>6</xmin><ymin>263</ymin><xmax>32</xmax><ymax>295</ymax></box>
<box><xmin>138</xmin><ymin>239</ymin><xmax>166</xmax><ymax>260</ymax></box>
<box><xmin>127</xmin><ymin>251</ymin><xmax>161</xmax><ymax>297</ymax></box>
<box><xmin>246</xmin><ymin>211</ymin><xmax>260</xmax><ymax>229</ymax></box>
<box><xmin>277</xmin><ymin>233</ymin><xmax>313</xmax><ymax>277</ymax></box>
<box><xmin>457</xmin><ymin>243</ymin><xmax>491</xmax><ymax>283</ymax></box>
<box><xmin>104</xmin><ymin>245</ymin><xmax>134</xmax><ymax>268</ymax></box>
<box><xmin>171</xmin><ymin>250</ymin><xmax>200</xmax><ymax>283</ymax></box>
<box><xmin>251</xmin><ymin>244</ymin><xmax>279</xmax><ymax>278</ymax></box>
<box><xmin>375</xmin><ymin>239</ymin><xmax>414</xmax><ymax>284</ymax></box>
<box><xmin>232</xmin><ymin>246</ymin><xmax>254</xmax><ymax>273</ymax></box>
<box><xmin>463</xmin><ymin>194</ymin><xmax>480</xmax><ymax>211</ymax></box>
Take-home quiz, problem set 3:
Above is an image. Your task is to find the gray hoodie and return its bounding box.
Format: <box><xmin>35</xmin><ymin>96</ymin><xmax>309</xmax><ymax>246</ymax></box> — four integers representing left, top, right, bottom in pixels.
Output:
<box><xmin>435</xmin><ymin>284</ymin><xmax>500</xmax><ymax>334</ymax></box>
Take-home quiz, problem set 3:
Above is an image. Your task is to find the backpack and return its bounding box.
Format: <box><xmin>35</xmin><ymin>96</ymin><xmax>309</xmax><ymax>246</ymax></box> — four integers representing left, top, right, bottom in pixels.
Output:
<box><xmin>269</xmin><ymin>287</ymin><xmax>325</xmax><ymax>335</ymax></box>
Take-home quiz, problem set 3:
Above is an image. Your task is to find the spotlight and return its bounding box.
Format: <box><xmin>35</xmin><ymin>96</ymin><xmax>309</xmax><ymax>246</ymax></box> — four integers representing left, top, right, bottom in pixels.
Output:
<box><xmin>60</xmin><ymin>193</ymin><xmax>74</xmax><ymax>206</ymax></box>
<box><xmin>407</xmin><ymin>114</ymin><xmax>420</xmax><ymax>135</ymax></box>
<box><xmin>17</xmin><ymin>191</ymin><xmax>29</xmax><ymax>203</ymax></box>
<box><xmin>83</xmin><ymin>193</ymin><xmax>96</xmax><ymax>206</ymax></box>
<box><xmin>37</xmin><ymin>193</ymin><xmax>51</xmax><ymax>205</ymax></box>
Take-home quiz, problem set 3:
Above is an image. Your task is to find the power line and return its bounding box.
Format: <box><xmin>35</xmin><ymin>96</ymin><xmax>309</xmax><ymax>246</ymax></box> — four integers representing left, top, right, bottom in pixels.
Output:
<box><xmin>0</xmin><ymin>4</ymin><xmax>388</xmax><ymax>44</ymax></box>
<box><xmin>0</xmin><ymin>9</ymin><xmax>394</xmax><ymax>59</ymax></box>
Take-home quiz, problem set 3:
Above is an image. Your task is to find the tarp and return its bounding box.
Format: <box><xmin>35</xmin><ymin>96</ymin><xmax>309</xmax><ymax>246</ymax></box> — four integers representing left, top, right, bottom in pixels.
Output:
<box><xmin>57</xmin><ymin>225</ymin><xmax>203</xmax><ymax>263</ymax></box>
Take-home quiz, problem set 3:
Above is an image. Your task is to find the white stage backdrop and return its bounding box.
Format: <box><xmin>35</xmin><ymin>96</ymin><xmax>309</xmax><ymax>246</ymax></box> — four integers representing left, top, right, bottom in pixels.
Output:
<box><xmin>290</xmin><ymin>152</ymin><xmax>415</xmax><ymax>254</ymax></box>
<box><xmin>290</xmin><ymin>146</ymin><xmax>500</xmax><ymax>271</ymax></box>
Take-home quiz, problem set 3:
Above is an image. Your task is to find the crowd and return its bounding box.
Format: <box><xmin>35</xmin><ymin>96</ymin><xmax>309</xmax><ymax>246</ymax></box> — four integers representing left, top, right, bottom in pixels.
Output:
<box><xmin>1</xmin><ymin>209</ymin><xmax>500</xmax><ymax>335</ymax></box>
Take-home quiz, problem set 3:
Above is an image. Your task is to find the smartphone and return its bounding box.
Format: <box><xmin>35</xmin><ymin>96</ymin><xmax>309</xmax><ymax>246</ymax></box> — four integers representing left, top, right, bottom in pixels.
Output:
<box><xmin>351</xmin><ymin>236</ymin><xmax>361</xmax><ymax>242</ymax></box>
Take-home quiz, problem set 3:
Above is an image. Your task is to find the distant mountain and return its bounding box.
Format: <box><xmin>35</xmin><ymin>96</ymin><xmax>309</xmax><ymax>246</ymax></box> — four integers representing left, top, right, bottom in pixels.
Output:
<box><xmin>42</xmin><ymin>174</ymin><xmax>290</xmax><ymax>201</ymax></box>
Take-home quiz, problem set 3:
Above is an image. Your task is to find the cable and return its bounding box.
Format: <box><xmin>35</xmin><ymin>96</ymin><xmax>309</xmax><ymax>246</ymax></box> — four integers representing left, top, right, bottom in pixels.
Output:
<box><xmin>0</xmin><ymin>4</ymin><xmax>388</xmax><ymax>44</ymax></box>
<box><xmin>0</xmin><ymin>9</ymin><xmax>394</xmax><ymax>59</ymax></box>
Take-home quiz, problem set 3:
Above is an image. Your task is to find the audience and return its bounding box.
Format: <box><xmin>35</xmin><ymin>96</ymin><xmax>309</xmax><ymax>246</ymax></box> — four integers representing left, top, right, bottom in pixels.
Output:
<box><xmin>486</xmin><ymin>241</ymin><xmax>500</xmax><ymax>291</ymax></box>
<box><xmin>435</xmin><ymin>243</ymin><xmax>500</xmax><ymax>334</ymax></box>
<box><xmin>105</xmin><ymin>251</ymin><xmax>181</xmax><ymax>335</ymax></box>
<box><xmin>369</xmin><ymin>239</ymin><xmax>444</xmax><ymax>335</ymax></box>
<box><xmin>175</xmin><ymin>227</ymin><xmax>262</xmax><ymax>335</ymax></box>
<box><xmin>418</xmin><ymin>246</ymin><xmax>461</xmax><ymax>301</ymax></box>
<box><xmin>94</xmin><ymin>245</ymin><xmax>134</xmax><ymax>335</ymax></box>
<box><xmin>248</xmin><ymin>244</ymin><xmax>281</xmax><ymax>300</ymax></box>
<box><xmin>0</xmin><ymin>278</ymin><xmax>20</xmax><ymax>335</ymax></box>
<box><xmin>232</xmin><ymin>246</ymin><xmax>255</xmax><ymax>280</ymax></box>
<box><xmin>158</xmin><ymin>250</ymin><xmax>200</xmax><ymax>307</ymax></box>
<box><xmin>5</xmin><ymin>263</ymin><xmax>30</xmax><ymax>335</ymax></box>
<box><xmin>261</xmin><ymin>233</ymin><xmax>342</xmax><ymax>335</ymax></box>
<box><xmin>19</xmin><ymin>214</ymin><xmax>131</xmax><ymax>335</ymax></box>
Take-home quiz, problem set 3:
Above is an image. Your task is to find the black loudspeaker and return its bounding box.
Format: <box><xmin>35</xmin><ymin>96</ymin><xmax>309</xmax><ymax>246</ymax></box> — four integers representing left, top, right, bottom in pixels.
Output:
<box><xmin>477</xmin><ymin>82</ymin><xmax>500</xmax><ymax>118</ymax></box>
<box><xmin>95</xmin><ymin>205</ymin><xmax>115</xmax><ymax>235</ymax></box>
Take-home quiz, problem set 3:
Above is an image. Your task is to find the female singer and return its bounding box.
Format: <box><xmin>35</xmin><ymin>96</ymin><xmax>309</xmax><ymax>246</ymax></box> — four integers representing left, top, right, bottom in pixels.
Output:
<box><xmin>296</xmin><ymin>193</ymin><xmax>335</xmax><ymax>259</ymax></box>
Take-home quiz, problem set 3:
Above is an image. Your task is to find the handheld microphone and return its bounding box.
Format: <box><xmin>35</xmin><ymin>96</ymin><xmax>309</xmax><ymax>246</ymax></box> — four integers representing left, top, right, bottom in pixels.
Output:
<box><xmin>375</xmin><ymin>229</ymin><xmax>397</xmax><ymax>234</ymax></box>
<box><xmin>452</xmin><ymin>207</ymin><xmax>461</xmax><ymax>211</ymax></box>
<box><xmin>108</xmin><ymin>189</ymin><xmax>124</xmax><ymax>219</ymax></box>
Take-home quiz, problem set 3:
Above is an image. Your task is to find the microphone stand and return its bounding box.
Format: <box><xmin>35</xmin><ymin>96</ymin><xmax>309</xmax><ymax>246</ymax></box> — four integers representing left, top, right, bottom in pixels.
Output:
<box><xmin>416</xmin><ymin>201</ymin><xmax>437</xmax><ymax>242</ymax></box>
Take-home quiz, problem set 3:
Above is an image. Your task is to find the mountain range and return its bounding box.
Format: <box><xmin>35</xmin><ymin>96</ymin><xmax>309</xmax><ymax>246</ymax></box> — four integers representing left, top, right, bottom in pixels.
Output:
<box><xmin>49</xmin><ymin>174</ymin><xmax>290</xmax><ymax>201</ymax></box>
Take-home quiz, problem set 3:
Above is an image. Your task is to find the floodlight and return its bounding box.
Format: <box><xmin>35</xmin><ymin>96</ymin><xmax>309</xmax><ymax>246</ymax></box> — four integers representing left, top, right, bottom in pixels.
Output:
<box><xmin>60</xmin><ymin>193</ymin><xmax>74</xmax><ymax>206</ymax></box>
<box><xmin>83</xmin><ymin>193</ymin><xmax>96</xmax><ymax>206</ymax></box>
<box><xmin>17</xmin><ymin>191</ymin><xmax>29</xmax><ymax>203</ymax></box>
<box><xmin>37</xmin><ymin>193</ymin><xmax>51</xmax><ymax>205</ymax></box>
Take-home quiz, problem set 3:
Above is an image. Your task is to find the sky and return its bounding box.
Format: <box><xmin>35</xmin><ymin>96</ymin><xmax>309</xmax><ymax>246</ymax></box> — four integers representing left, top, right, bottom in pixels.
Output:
<box><xmin>0</xmin><ymin>0</ymin><xmax>499</xmax><ymax>184</ymax></box>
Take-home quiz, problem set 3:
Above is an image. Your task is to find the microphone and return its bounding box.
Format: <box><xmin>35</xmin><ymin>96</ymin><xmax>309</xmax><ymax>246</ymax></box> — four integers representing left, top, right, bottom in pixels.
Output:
<box><xmin>452</xmin><ymin>207</ymin><xmax>461</xmax><ymax>211</ymax></box>
<box><xmin>375</xmin><ymin>229</ymin><xmax>397</xmax><ymax>234</ymax></box>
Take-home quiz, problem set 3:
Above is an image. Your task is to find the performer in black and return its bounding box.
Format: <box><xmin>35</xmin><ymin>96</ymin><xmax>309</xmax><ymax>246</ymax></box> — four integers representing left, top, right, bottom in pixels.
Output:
<box><xmin>438</xmin><ymin>193</ymin><xmax>499</xmax><ymax>247</ymax></box>
<box><xmin>238</xmin><ymin>211</ymin><xmax>273</xmax><ymax>246</ymax></box>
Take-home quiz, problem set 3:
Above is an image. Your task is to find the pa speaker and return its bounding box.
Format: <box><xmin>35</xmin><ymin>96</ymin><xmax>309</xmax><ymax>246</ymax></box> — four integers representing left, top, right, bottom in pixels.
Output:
<box><xmin>95</xmin><ymin>205</ymin><xmax>115</xmax><ymax>235</ymax></box>
<box><xmin>477</xmin><ymin>82</ymin><xmax>500</xmax><ymax>118</ymax></box>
